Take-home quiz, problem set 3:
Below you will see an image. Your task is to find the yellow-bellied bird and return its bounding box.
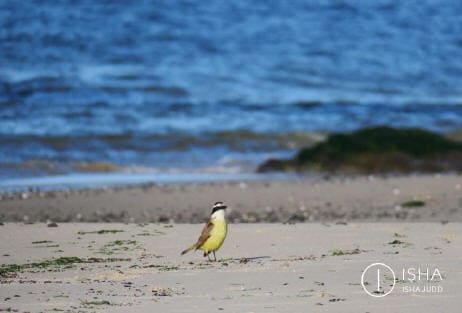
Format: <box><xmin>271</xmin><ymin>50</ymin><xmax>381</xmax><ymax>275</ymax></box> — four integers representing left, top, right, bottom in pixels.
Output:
<box><xmin>181</xmin><ymin>202</ymin><xmax>228</xmax><ymax>261</ymax></box>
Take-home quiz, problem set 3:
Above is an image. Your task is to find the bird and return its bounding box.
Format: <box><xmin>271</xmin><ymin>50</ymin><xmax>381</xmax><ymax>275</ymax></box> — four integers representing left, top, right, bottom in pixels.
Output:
<box><xmin>181</xmin><ymin>202</ymin><xmax>228</xmax><ymax>261</ymax></box>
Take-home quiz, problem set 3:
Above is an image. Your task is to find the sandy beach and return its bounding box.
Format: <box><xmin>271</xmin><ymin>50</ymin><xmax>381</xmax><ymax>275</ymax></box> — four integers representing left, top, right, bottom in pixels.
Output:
<box><xmin>1</xmin><ymin>174</ymin><xmax>461</xmax><ymax>223</ymax></box>
<box><xmin>1</xmin><ymin>174</ymin><xmax>462</xmax><ymax>312</ymax></box>
<box><xmin>1</xmin><ymin>222</ymin><xmax>461</xmax><ymax>312</ymax></box>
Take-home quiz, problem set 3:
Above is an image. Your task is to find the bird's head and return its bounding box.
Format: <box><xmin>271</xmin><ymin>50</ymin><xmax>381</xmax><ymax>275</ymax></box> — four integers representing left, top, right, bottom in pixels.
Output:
<box><xmin>210</xmin><ymin>201</ymin><xmax>227</xmax><ymax>220</ymax></box>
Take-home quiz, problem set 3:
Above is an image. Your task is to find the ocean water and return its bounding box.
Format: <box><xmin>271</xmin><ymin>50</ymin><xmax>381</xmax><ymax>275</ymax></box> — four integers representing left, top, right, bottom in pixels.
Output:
<box><xmin>1</xmin><ymin>0</ymin><xmax>462</xmax><ymax>181</ymax></box>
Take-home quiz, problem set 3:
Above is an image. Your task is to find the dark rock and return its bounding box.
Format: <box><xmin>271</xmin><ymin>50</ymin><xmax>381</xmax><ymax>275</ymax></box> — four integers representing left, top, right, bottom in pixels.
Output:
<box><xmin>256</xmin><ymin>158</ymin><xmax>295</xmax><ymax>173</ymax></box>
<box><xmin>257</xmin><ymin>127</ymin><xmax>462</xmax><ymax>174</ymax></box>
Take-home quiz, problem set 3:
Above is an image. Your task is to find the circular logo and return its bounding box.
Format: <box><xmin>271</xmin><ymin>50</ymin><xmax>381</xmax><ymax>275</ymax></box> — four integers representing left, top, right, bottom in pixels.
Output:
<box><xmin>361</xmin><ymin>263</ymin><xmax>396</xmax><ymax>297</ymax></box>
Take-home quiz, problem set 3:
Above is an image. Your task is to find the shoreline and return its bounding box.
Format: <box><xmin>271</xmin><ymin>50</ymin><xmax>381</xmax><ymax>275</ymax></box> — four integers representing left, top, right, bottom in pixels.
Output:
<box><xmin>1</xmin><ymin>174</ymin><xmax>461</xmax><ymax>223</ymax></box>
<box><xmin>0</xmin><ymin>171</ymin><xmax>295</xmax><ymax>192</ymax></box>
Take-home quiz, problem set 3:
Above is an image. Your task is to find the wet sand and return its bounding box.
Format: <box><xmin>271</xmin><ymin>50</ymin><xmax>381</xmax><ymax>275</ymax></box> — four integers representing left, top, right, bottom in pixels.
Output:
<box><xmin>1</xmin><ymin>174</ymin><xmax>461</xmax><ymax>223</ymax></box>
<box><xmin>1</xmin><ymin>223</ymin><xmax>461</xmax><ymax>312</ymax></box>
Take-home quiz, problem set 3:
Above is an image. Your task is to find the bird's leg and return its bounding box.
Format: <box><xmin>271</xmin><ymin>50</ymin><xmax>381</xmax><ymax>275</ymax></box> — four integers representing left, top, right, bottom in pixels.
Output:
<box><xmin>213</xmin><ymin>251</ymin><xmax>217</xmax><ymax>262</ymax></box>
<box><xmin>206</xmin><ymin>252</ymin><xmax>212</xmax><ymax>262</ymax></box>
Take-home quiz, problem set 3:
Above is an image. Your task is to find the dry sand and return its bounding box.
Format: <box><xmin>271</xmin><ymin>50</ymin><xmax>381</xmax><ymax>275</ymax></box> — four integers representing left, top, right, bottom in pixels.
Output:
<box><xmin>1</xmin><ymin>174</ymin><xmax>462</xmax><ymax>223</ymax></box>
<box><xmin>1</xmin><ymin>222</ymin><xmax>461</xmax><ymax>312</ymax></box>
<box><xmin>1</xmin><ymin>174</ymin><xmax>461</xmax><ymax>312</ymax></box>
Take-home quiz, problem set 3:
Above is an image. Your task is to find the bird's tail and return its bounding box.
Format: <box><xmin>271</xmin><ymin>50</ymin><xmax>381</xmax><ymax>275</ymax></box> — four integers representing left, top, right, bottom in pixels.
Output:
<box><xmin>181</xmin><ymin>244</ymin><xmax>195</xmax><ymax>255</ymax></box>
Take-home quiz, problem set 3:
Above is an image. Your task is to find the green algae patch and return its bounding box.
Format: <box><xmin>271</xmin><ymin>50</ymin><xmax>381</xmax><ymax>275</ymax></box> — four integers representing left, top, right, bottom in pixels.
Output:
<box><xmin>0</xmin><ymin>256</ymin><xmax>130</xmax><ymax>277</ymax></box>
<box><xmin>330</xmin><ymin>248</ymin><xmax>364</xmax><ymax>256</ymax></box>
<box><xmin>77</xmin><ymin>229</ymin><xmax>124</xmax><ymax>235</ymax></box>
<box><xmin>81</xmin><ymin>300</ymin><xmax>111</xmax><ymax>306</ymax></box>
<box><xmin>99</xmin><ymin>240</ymin><xmax>142</xmax><ymax>255</ymax></box>
<box><xmin>401</xmin><ymin>200</ymin><xmax>426</xmax><ymax>208</ymax></box>
<box><xmin>0</xmin><ymin>256</ymin><xmax>84</xmax><ymax>277</ymax></box>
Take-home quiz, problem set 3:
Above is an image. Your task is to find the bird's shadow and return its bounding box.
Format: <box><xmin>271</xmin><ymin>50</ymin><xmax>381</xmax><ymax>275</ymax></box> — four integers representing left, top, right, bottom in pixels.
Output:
<box><xmin>220</xmin><ymin>256</ymin><xmax>271</xmax><ymax>262</ymax></box>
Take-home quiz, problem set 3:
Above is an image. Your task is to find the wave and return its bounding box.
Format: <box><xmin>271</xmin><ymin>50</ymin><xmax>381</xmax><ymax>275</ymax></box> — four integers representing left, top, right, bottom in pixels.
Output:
<box><xmin>0</xmin><ymin>130</ymin><xmax>326</xmax><ymax>153</ymax></box>
<box><xmin>0</xmin><ymin>130</ymin><xmax>325</xmax><ymax>178</ymax></box>
<box><xmin>1</xmin><ymin>76</ymin><xmax>74</xmax><ymax>97</ymax></box>
<box><xmin>1</xmin><ymin>77</ymin><xmax>189</xmax><ymax>98</ymax></box>
<box><xmin>100</xmin><ymin>84</ymin><xmax>188</xmax><ymax>96</ymax></box>
<box><xmin>0</xmin><ymin>158</ymin><xmax>270</xmax><ymax>179</ymax></box>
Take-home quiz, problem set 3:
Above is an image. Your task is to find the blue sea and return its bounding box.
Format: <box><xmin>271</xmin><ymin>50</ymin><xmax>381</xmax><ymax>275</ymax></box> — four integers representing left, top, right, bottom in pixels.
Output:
<box><xmin>1</xmin><ymin>0</ymin><xmax>462</xmax><ymax>187</ymax></box>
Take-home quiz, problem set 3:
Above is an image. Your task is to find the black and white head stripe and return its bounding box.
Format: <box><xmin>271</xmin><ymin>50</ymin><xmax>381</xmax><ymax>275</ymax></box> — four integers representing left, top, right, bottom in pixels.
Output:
<box><xmin>211</xmin><ymin>202</ymin><xmax>227</xmax><ymax>214</ymax></box>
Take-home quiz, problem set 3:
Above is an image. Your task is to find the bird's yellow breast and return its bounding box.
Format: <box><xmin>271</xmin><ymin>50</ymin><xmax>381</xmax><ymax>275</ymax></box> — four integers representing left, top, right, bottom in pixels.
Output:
<box><xmin>199</xmin><ymin>220</ymin><xmax>227</xmax><ymax>253</ymax></box>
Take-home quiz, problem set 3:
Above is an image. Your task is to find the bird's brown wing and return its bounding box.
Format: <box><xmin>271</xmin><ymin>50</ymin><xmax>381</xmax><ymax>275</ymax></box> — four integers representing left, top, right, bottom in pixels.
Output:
<box><xmin>193</xmin><ymin>221</ymin><xmax>214</xmax><ymax>249</ymax></box>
